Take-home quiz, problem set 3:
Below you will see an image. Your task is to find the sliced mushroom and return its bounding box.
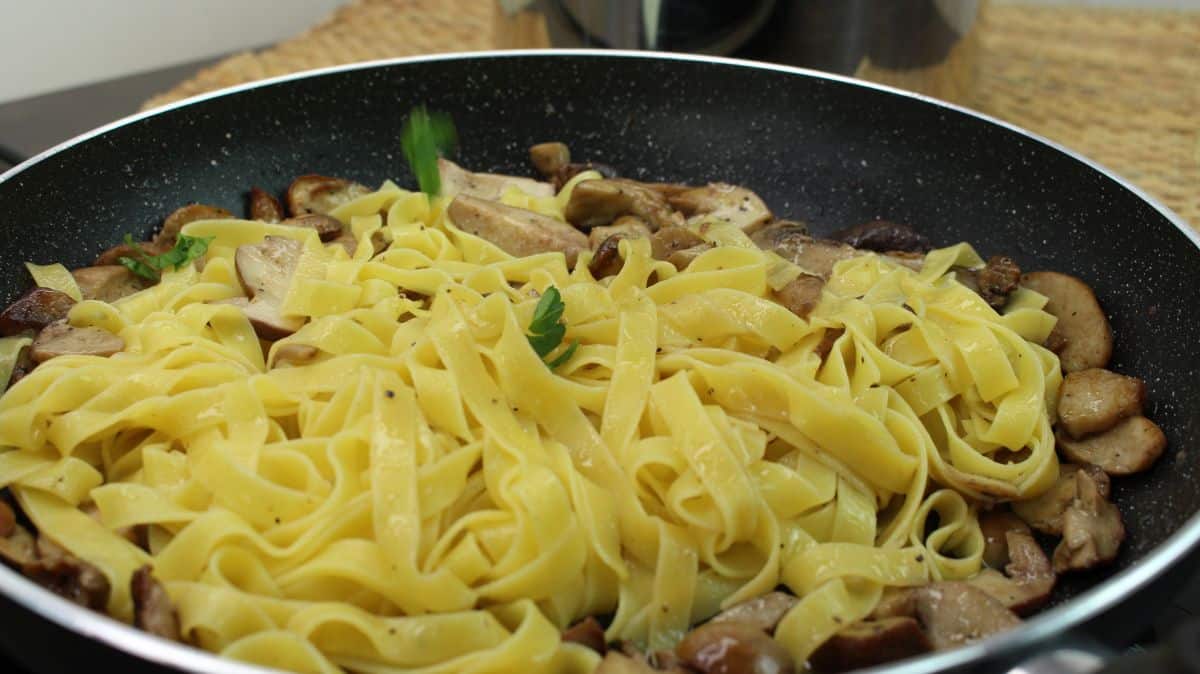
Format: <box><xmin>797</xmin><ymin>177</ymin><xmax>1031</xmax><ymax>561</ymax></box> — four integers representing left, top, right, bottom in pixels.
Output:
<box><xmin>667</xmin><ymin>183</ymin><xmax>772</xmax><ymax>234</ymax></box>
<box><xmin>437</xmin><ymin>158</ymin><xmax>554</xmax><ymax>201</ymax></box>
<box><xmin>0</xmin><ymin>287</ymin><xmax>76</xmax><ymax>336</ymax></box>
<box><xmin>565</xmin><ymin>179</ymin><xmax>683</xmax><ymax>232</ymax></box>
<box><xmin>751</xmin><ymin>224</ymin><xmax>857</xmax><ymax>280</ymax></box>
<box><xmin>972</xmin><ymin>256</ymin><xmax>1021</xmax><ymax>309</ymax></box>
<box><xmin>1057</xmin><ymin>368</ymin><xmax>1145</xmax><ymax>439</ymax></box>
<box><xmin>529</xmin><ymin>142</ymin><xmax>571</xmax><ymax>178</ymax></box>
<box><xmin>71</xmin><ymin>266</ymin><xmax>149</xmax><ymax>303</ymax></box>
<box><xmin>809</xmin><ymin>617</ymin><xmax>932</xmax><ymax>672</ymax></box>
<box><xmin>814</xmin><ymin>328</ymin><xmax>844</xmax><ymax>362</ymax></box>
<box><xmin>562</xmin><ymin>615</ymin><xmax>606</xmax><ymax>654</ymax></box>
<box><xmin>1012</xmin><ymin>464</ymin><xmax>1110</xmax><ymax>535</ymax></box>
<box><xmin>1020</xmin><ymin>271</ymin><xmax>1112</xmax><ymax>372</ymax></box>
<box><xmin>94</xmin><ymin>239</ymin><xmax>170</xmax><ymax>267</ymax></box>
<box><xmin>649</xmin><ymin>227</ymin><xmax>707</xmax><ymax>263</ymax></box>
<box><xmin>774</xmin><ymin>275</ymin><xmax>825</xmax><ymax>320</ymax></box>
<box><xmin>286</xmin><ymin>174</ymin><xmax>372</xmax><ymax>216</ymax></box>
<box><xmin>1056</xmin><ymin>415</ymin><xmax>1166</xmax><ymax>476</ymax></box>
<box><xmin>31</xmin><ymin>321</ymin><xmax>124</xmax><ymax>362</ymax></box>
<box><xmin>552</xmin><ymin>161</ymin><xmax>620</xmax><ymax>192</ymax></box>
<box><xmin>131</xmin><ymin>565</ymin><xmax>181</xmax><ymax>641</ymax></box>
<box><xmin>1053</xmin><ymin>468</ymin><xmax>1125</xmax><ymax>572</ymax></box>
<box><xmin>233</xmin><ymin>236</ymin><xmax>305</xmax><ymax>340</ymax></box>
<box><xmin>589</xmin><ymin>235</ymin><xmax>628</xmax><ymax>279</ymax></box>
<box><xmin>25</xmin><ymin>535</ymin><xmax>111</xmax><ymax>611</ymax></box>
<box><xmin>588</xmin><ymin>217</ymin><xmax>652</xmax><ymax>249</ymax></box>
<box><xmin>7</xmin><ymin>343</ymin><xmax>35</xmax><ymax>388</ymax></box>
<box><xmin>913</xmin><ymin>582</ymin><xmax>1020</xmax><ymax>650</ymax></box>
<box><xmin>968</xmin><ymin>528</ymin><xmax>1056</xmax><ymax>616</ymax></box>
<box><xmin>675</xmin><ymin>621</ymin><xmax>795</xmax><ymax>674</ymax></box>
<box><xmin>831</xmin><ymin>219</ymin><xmax>931</xmax><ymax>254</ymax></box>
<box><xmin>869</xmin><ymin>587</ymin><xmax>919</xmax><ymax>620</ymax></box>
<box><xmin>155</xmin><ymin>203</ymin><xmax>233</xmax><ymax>247</ymax></box>
<box><xmin>326</xmin><ymin>230</ymin><xmax>388</xmax><ymax>259</ymax></box>
<box><xmin>447</xmin><ymin>194</ymin><xmax>589</xmax><ymax>266</ymax></box>
<box><xmin>709</xmin><ymin>591</ymin><xmax>799</xmax><ymax>634</ymax></box>
<box><xmin>248</xmin><ymin>187</ymin><xmax>285</xmax><ymax>223</ymax></box>
<box><xmin>979</xmin><ymin>511</ymin><xmax>1032</xmax><ymax>570</ymax></box>
<box><xmin>280</xmin><ymin>214</ymin><xmax>344</xmax><ymax>242</ymax></box>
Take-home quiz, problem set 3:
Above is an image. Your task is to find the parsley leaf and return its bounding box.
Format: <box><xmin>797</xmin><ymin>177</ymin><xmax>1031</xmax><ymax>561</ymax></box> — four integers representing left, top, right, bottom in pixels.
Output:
<box><xmin>527</xmin><ymin>286</ymin><xmax>578</xmax><ymax>370</ymax></box>
<box><xmin>400</xmin><ymin>106</ymin><xmax>458</xmax><ymax>196</ymax></box>
<box><xmin>118</xmin><ymin>234</ymin><xmax>214</xmax><ymax>281</ymax></box>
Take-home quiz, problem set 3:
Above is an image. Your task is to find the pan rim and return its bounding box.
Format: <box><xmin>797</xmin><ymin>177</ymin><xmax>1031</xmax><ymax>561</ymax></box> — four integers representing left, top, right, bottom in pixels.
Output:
<box><xmin>0</xmin><ymin>48</ymin><xmax>1196</xmax><ymax>674</ymax></box>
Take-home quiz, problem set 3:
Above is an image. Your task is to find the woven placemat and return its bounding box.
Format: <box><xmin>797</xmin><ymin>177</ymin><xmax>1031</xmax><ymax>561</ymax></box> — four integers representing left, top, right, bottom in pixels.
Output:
<box><xmin>142</xmin><ymin>1</ymin><xmax>1199</xmax><ymax>228</ymax></box>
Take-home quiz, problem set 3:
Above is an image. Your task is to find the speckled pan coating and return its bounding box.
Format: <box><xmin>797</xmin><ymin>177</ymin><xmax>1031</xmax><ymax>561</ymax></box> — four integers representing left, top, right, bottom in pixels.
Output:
<box><xmin>0</xmin><ymin>52</ymin><xmax>1197</xmax><ymax>673</ymax></box>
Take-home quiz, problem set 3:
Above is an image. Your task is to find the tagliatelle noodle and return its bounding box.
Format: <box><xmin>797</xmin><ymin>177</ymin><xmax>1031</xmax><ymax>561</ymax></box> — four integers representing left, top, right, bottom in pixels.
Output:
<box><xmin>0</xmin><ymin>179</ymin><xmax>1061</xmax><ymax>673</ymax></box>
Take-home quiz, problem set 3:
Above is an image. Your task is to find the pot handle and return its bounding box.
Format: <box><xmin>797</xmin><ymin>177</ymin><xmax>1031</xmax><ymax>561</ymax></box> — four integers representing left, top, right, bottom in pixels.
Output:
<box><xmin>1006</xmin><ymin>618</ymin><xmax>1200</xmax><ymax>674</ymax></box>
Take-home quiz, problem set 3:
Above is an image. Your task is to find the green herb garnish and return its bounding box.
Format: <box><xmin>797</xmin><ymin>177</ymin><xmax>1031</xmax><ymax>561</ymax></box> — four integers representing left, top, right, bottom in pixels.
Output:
<box><xmin>527</xmin><ymin>286</ymin><xmax>578</xmax><ymax>371</ymax></box>
<box><xmin>400</xmin><ymin>106</ymin><xmax>458</xmax><ymax>196</ymax></box>
<box><xmin>118</xmin><ymin>234</ymin><xmax>214</xmax><ymax>281</ymax></box>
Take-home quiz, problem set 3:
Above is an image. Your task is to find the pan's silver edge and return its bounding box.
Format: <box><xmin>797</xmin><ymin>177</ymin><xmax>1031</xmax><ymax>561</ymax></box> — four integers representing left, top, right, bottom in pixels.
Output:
<box><xmin>0</xmin><ymin>49</ymin><xmax>1197</xmax><ymax>674</ymax></box>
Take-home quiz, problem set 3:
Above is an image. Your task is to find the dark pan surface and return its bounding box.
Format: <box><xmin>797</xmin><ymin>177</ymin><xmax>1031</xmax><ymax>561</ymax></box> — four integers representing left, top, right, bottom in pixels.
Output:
<box><xmin>0</xmin><ymin>52</ymin><xmax>1198</xmax><ymax>671</ymax></box>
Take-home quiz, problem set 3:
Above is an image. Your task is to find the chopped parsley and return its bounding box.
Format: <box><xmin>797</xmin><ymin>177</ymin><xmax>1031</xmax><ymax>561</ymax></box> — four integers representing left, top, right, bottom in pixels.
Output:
<box><xmin>527</xmin><ymin>286</ymin><xmax>578</xmax><ymax>371</ymax></box>
<box><xmin>118</xmin><ymin>234</ymin><xmax>214</xmax><ymax>281</ymax></box>
<box><xmin>400</xmin><ymin>106</ymin><xmax>457</xmax><ymax>196</ymax></box>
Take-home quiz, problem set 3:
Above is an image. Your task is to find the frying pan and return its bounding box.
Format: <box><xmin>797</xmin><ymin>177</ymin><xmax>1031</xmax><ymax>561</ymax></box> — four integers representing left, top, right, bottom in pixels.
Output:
<box><xmin>0</xmin><ymin>51</ymin><xmax>1198</xmax><ymax>674</ymax></box>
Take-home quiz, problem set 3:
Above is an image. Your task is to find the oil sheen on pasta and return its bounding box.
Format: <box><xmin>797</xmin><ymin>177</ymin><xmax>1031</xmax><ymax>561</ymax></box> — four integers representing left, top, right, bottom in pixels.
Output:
<box><xmin>0</xmin><ymin>179</ymin><xmax>1062</xmax><ymax>673</ymax></box>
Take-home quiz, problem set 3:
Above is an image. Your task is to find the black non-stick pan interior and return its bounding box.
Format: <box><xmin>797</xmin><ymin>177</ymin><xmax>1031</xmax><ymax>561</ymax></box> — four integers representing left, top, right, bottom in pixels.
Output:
<box><xmin>0</xmin><ymin>51</ymin><xmax>1197</xmax><ymax>657</ymax></box>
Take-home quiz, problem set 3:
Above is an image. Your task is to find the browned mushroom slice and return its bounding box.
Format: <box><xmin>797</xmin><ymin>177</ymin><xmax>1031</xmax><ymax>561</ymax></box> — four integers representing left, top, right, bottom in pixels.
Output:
<box><xmin>6</xmin><ymin>343</ymin><xmax>35</xmax><ymax>388</ymax></box>
<box><xmin>71</xmin><ymin>266</ymin><xmax>149</xmax><ymax>303</ymax></box>
<box><xmin>1056</xmin><ymin>415</ymin><xmax>1165</xmax><ymax>475</ymax></box>
<box><xmin>529</xmin><ymin>142</ymin><xmax>571</xmax><ymax>178</ymax></box>
<box><xmin>1057</xmin><ymin>368</ymin><xmax>1145</xmax><ymax>439</ymax></box>
<box><xmin>286</xmin><ymin>174</ymin><xmax>372</xmax><ymax>217</ymax></box>
<box><xmin>774</xmin><ymin>275</ymin><xmax>825</xmax><ymax>320</ymax></box>
<box><xmin>552</xmin><ymin>161</ymin><xmax>620</xmax><ymax>192</ymax></box>
<box><xmin>248</xmin><ymin>187</ymin><xmax>285</xmax><ymax>223</ymax></box>
<box><xmin>565</xmin><ymin>179</ymin><xmax>683</xmax><ymax>232</ymax></box>
<box><xmin>1020</xmin><ymin>271</ymin><xmax>1113</xmax><ymax>372</ymax></box>
<box><xmin>94</xmin><ymin>239</ymin><xmax>170</xmax><ymax>267</ymax></box>
<box><xmin>969</xmin><ymin>528</ymin><xmax>1056</xmax><ymax>616</ymax></box>
<box><xmin>667</xmin><ymin>183</ymin><xmax>772</xmax><ymax>234</ymax></box>
<box><xmin>562</xmin><ymin>615</ymin><xmax>606</xmax><ymax>654</ymax></box>
<box><xmin>979</xmin><ymin>511</ymin><xmax>1032</xmax><ymax>570</ymax></box>
<box><xmin>1053</xmin><ymin>468</ymin><xmax>1125</xmax><ymax>572</ymax></box>
<box><xmin>751</xmin><ymin>224</ymin><xmax>857</xmax><ymax>280</ymax></box>
<box><xmin>31</xmin><ymin>321</ymin><xmax>124</xmax><ymax>362</ymax></box>
<box><xmin>809</xmin><ymin>617</ymin><xmax>932</xmax><ymax>672</ymax></box>
<box><xmin>589</xmin><ymin>235</ymin><xmax>628</xmax><ymax>279</ymax></box>
<box><xmin>588</xmin><ymin>217</ymin><xmax>652</xmax><ymax>249</ymax></box>
<box><xmin>814</xmin><ymin>328</ymin><xmax>844</xmax><ymax>362</ymax></box>
<box><xmin>913</xmin><ymin>582</ymin><xmax>1021</xmax><ymax>650</ymax></box>
<box><xmin>154</xmin><ymin>204</ymin><xmax>233</xmax><ymax>247</ymax></box>
<box><xmin>972</xmin><ymin>256</ymin><xmax>1021</xmax><ymax>309</ymax></box>
<box><xmin>28</xmin><ymin>536</ymin><xmax>111</xmax><ymax>611</ymax></box>
<box><xmin>437</xmin><ymin>158</ymin><xmax>554</xmax><ymax>200</ymax></box>
<box><xmin>648</xmin><ymin>227</ymin><xmax>706</xmax><ymax>262</ymax></box>
<box><xmin>676</xmin><ymin>621</ymin><xmax>795</xmax><ymax>674</ymax></box>
<box><xmin>709</xmin><ymin>591</ymin><xmax>799</xmax><ymax>634</ymax></box>
<box><xmin>280</xmin><ymin>214</ymin><xmax>344</xmax><ymax>242</ymax></box>
<box><xmin>831</xmin><ymin>220</ymin><xmax>931</xmax><ymax>254</ymax></box>
<box><xmin>447</xmin><ymin>195</ymin><xmax>589</xmax><ymax>266</ymax></box>
<box><xmin>0</xmin><ymin>287</ymin><xmax>76</xmax><ymax>336</ymax></box>
<box><xmin>233</xmin><ymin>236</ymin><xmax>305</xmax><ymax>340</ymax></box>
<box><xmin>131</xmin><ymin>565</ymin><xmax>181</xmax><ymax>641</ymax></box>
<box><xmin>1012</xmin><ymin>464</ymin><xmax>1110</xmax><ymax>535</ymax></box>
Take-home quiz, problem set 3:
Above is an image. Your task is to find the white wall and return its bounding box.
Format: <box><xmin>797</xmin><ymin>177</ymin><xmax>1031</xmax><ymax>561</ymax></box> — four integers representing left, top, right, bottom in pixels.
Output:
<box><xmin>0</xmin><ymin>0</ymin><xmax>347</xmax><ymax>104</ymax></box>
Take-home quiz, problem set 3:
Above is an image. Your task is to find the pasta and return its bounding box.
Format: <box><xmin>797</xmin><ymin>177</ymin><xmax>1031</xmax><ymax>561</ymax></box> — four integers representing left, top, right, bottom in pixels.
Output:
<box><xmin>0</xmin><ymin>176</ymin><xmax>1065</xmax><ymax>673</ymax></box>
